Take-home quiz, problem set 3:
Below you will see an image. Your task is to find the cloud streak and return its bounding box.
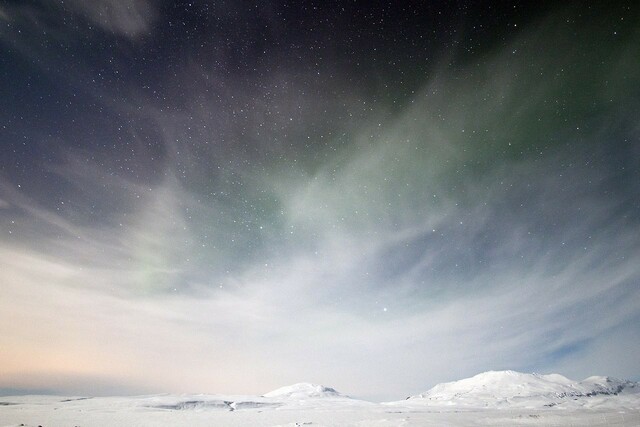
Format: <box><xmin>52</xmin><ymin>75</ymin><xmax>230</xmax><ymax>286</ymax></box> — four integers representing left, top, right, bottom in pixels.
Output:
<box><xmin>61</xmin><ymin>0</ymin><xmax>158</xmax><ymax>38</ymax></box>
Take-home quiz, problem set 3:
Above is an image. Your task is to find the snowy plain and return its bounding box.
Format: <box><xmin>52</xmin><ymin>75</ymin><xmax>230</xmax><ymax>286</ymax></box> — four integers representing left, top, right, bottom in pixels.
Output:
<box><xmin>1</xmin><ymin>372</ymin><xmax>638</xmax><ymax>427</ymax></box>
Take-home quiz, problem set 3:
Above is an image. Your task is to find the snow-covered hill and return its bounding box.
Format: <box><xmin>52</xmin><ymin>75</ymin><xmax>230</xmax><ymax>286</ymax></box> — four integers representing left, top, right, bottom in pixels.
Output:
<box><xmin>577</xmin><ymin>375</ymin><xmax>639</xmax><ymax>397</ymax></box>
<box><xmin>137</xmin><ymin>383</ymin><xmax>358</xmax><ymax>412</ymax></box>
<box><xmin>398</xmin><ymin>370</ymin><xmax>639</xmax><ymax>409</ymax></box>
<box><xmin>263</xmin><ymin>382</ymin><xmax>345</xmax><ymax>399</ymax></box>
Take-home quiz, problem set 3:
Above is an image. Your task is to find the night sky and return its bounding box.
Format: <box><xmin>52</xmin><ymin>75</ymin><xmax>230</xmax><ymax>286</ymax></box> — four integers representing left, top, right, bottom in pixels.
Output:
<box><xmin>1</xmin><ymin>1</ymin><xmax>639</xmax><ymax>401</ymax></box>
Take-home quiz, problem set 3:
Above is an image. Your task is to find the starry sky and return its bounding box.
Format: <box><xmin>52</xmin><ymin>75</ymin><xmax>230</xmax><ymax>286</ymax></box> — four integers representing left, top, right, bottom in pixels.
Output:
<box><xmin>0</xmin><ymin>1</ymin><xmax>639</xmax><ymax>401</ymax></box>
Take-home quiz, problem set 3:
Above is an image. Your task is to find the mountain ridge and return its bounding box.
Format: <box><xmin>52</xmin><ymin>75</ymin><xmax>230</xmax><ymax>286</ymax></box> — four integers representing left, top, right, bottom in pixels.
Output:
<box><xmin>263</xmin><ymin>382</ymin><xmax>349</xmax><ymax>400</ymax></box>
<box><xmin>400</xmin><ymin>370</ymin><xmax>639</xmax><ymax>408</ymax></box>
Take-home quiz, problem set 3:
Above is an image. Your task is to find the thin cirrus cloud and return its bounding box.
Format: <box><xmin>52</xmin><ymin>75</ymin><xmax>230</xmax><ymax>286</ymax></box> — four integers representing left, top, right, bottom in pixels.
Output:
<box><xmin>57</xmin><ymin>0</ymin><xmax>158</xmax><ymax>39</ymax></box>
<box><xmin>0</xmin><ymin>0</ymin><xmax>157</xmax><ymax>42</ymax></box>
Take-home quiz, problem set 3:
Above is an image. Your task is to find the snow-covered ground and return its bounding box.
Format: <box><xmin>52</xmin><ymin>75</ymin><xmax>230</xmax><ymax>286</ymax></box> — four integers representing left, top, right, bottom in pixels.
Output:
<box><xmin>1</xmin><ymin>372</ymin><xmax>638</xmax><ymax>426</ymax></box>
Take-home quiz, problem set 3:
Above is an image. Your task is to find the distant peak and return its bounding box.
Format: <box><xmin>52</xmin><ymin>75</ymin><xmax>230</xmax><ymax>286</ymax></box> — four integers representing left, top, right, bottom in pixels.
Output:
<box><xmin>583</xmin><ymin>375</ymin><xmax>616</xmax><ymax>383</ymax></box>
<box><xmin>263</xmin><ymin>383</ymin><xmax>344</xmax><ymax>399</ymax></box>
<box><xmin>405</xmin><ymin>370</ymin><xmax>638</xmax><ymax>406</ymax></box>
<box><xmin>474</xmin><ymin>370</ymin><xmax>525</xmax><ymax>377</ymax></box>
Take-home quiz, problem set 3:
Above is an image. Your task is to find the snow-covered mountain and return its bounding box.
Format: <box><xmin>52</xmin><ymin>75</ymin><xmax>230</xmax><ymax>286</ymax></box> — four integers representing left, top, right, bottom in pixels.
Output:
<box><xmin>399</xmin><ymin>370</ymin><xmax>639</xmax><ymax>409</ymax></box>
<box><xmin>578</xmin><ymin>375</ymin><xmax>638</xmax><ymax>396</ymax></box>
<box><xmin>139</xmin><ymin>383</ymin><xmax>357</xmax><ymax>412</ymax></box>
<box><xmin>263</xmin><ymin>382</ymin><xmax>345</xmax><ymax>399</ymax></box>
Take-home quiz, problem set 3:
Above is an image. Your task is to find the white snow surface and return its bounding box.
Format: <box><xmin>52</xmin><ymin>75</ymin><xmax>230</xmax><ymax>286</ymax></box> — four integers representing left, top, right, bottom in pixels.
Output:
<box><xmin>1</xmin><ymin>371</ymin><xmax>639</xmax><ymax>426</ymax></box>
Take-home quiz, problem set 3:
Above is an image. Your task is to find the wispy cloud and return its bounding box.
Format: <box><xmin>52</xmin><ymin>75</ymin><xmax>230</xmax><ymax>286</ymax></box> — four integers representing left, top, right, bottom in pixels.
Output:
<box><xmin>61</xmin><ymin>0</ymin><xmax>158</xmax><ymax>38</ymax></box>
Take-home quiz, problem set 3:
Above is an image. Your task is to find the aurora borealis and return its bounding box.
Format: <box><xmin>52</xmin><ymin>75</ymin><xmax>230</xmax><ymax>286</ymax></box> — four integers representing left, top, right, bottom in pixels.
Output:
<box><xmin>0</xmin><ymin>1</ymin><xmax>639</xmax><ymax>401</ymax></box>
